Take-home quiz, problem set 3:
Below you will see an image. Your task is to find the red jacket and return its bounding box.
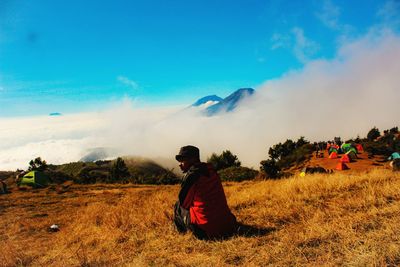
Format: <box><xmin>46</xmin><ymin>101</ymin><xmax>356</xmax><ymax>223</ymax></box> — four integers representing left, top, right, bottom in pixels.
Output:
<box><xmin>181</xmin><ymin>163</ymin><xmax>237</xmax><ymax>238</ymax></box>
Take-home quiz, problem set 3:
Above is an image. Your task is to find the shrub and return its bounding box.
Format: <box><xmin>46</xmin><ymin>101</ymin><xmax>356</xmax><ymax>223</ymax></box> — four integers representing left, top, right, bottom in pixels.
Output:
<box><xmin>126</xmin><ymin>159</ymin><xmax>180</xmax><ymax>185</ymax></box>
<box><xmin>207</xmin><ymin>150</ymin><xmax>241</xmax><ymax>171</ymax></box>
<box><xmin>260</xmin><ymin>159</ymin><xmax>280</xmax><ymax>179</ymax></box>
<box><xmin>218</xmin><ymin>166</ymin><xmax>258</xmax><ymax>182</ymax></box>
<box><xmin>363</xmin><ymin>126</ymin><xmax>400</xmax><ymax>156</ymax></box>
<box><xmin>261</xmin><ymin>137</ymin><xmax>312</xmax><ymax>178</ymax></box>
<box><xmin>129</xmin><ymin>168</ymin><xmax>179</xmax><ymax>185</ymax></box>
<box><xmin>108</xmin><ymin>158</ymin><xmax>130</xmax><ymax>183</ymax></box>
<box><xmin>367</xmin><ymin>127</ymin><xmax>381</xmax><ymax>141</ymax></box>
<box><xmin>390</xmin><ymin>127</ymin><xmax>399</xmax><ymax>134</ymax></box>
<box><xmin>44</xmin><ymin>170</ymin><xmax>73</xmax><ymax>184</ymax></box>
<box><xmin>277</xmin><ymin>144</ymin><xmax>314</xmax><ymax>169</ymax></box>
<box><xmin>28</xmin><ymin>157</ymin><xmax>48</xmax><ymax>172</ymax></box>
<box><xmin>268</xmin><ymin>137</ymin><xmax>309</xmax><ymax>161</ymax></box>
<box><xmin>76</xmin><ymin>166</ymin><xmax>110</xmax><ymax>184</ymax></box>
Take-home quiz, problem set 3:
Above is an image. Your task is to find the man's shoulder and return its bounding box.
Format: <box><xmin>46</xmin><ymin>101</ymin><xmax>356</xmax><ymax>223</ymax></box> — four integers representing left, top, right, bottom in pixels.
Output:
<box><xmin>189</xmin><ymin>162</ymin><xmax>209</xmax><ymax>173</ymax></box>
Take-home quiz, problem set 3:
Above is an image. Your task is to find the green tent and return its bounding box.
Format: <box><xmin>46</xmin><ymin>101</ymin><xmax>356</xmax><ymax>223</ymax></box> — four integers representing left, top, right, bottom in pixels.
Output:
<box><xmin>329</xmin><ymin>147</ymin><xmax>338</xmax><ymax>155</ymax></box>
<box><xmin>347</xmin><ymin>147</ymin><xmax>357</xmax><ymax>155</ymax></box>
<box><xmin>341</xmin><ymin>143</ymin><xmax>353</xmax><ymax>153</ymax></box>
<box><xmin>18</xmin><ymin>171</ymin><xmax>49</xmax><ymax>188</ymax></box>
<box><xmin>346</xmin><ymin>151</ymin><xmax>357</xmax><ymax>161</ymax></box>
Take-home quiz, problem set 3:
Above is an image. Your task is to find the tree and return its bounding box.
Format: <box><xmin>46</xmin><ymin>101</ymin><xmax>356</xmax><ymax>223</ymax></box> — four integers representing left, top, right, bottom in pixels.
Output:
<box><xmin>367</xmin><ymin>127</ymin><xmax>381</xmax><ymax>141</ymax></box>
<box><xmin>389</xmin><ymin>127</ymin><xmax>399</xmax><ymax>135</ymax></box>
<box><xmin>268</xmin><ymin>138</ymin><xmax>309</xmax><ymax>161</ymax></box>
<box><xmin>295</xmin><ymin>136</ymin><xmax>309</xmax><ymax>148</ymax></box>
<box><xmin>260</xmin><ymin>159</ymin><xmax>280</xmax><ymax>179</ymax></box>
<box><xmin>207</xmin><ymin>150</ymin><xmax>241</xmax><ymax>171</ymax></box>
<box><xmin>28</xmin><ymin>157</ymin><xmax>48</xmax><ymax>172</ymax></box>
<box><xmin>109</xmin><ymin>157</ymin><xmax>130</xmax><ymax>182</ymax></box>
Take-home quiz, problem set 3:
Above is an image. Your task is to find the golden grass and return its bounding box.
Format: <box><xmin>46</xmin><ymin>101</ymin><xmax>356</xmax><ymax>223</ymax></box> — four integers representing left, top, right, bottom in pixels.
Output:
<box><xmin>1</xmin><ymin>169</ymin><xmax>400</xmax><ymax>266</ymax></box>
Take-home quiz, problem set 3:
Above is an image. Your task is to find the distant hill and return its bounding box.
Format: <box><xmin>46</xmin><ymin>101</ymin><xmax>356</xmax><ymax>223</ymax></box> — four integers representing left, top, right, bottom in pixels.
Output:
<box><xmin>53</xmin><ymin>156</ymin><xmax>179</xmax><ymax>185</ymax></box>
<box><xmin>79</xmin><ymin>147</ymin><xmax>116</xmax><ymax>162</ymax></box>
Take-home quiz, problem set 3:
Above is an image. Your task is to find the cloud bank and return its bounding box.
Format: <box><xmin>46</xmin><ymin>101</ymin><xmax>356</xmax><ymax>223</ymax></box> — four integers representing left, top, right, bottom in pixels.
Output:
<box><xmin>1</xmin><ymin>31</ymin><xmax>400</xmax><ymax>170</ymax></box>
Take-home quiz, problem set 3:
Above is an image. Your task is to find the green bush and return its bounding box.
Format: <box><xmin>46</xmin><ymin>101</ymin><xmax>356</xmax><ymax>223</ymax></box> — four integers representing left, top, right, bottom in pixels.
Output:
<box><xmin>218</xmin><ymin>166</ymin><xmax>258</xmax><ymax>182</ymax></box>
<box><xmin>277</xmin><ymin>144</ymin><xmax>314</xmax><ymax>169</ymax></box>
<box><xmin>207</xmin><ymin>150</ymin><xmax>241</xmax><ymax>171</ymax></box>
<box><xmin>363</xmin><ymin>126</ymin><xmax>400</xmax><ymax>157</ymax></box>
<box><xmin>261</xmin><ymin>137</ymin><xmax>312</xmax><ymax>178</ymax></box>
<box><xmin>28</xmin><ymin>157</ymin><xmax>48</xmax><ymax>172</ymax></box>
<box><xmin>125</xmin><ymin>159</ymin><xmax>180</xmax><ymax>185</ymax></box>
<box><xmin>260</xmin><ymin>159</ymin><xmax>280</xmax><ymax>179</ymax></box>
<box><xmin>76</xmin><ymin>166</ymin><xmax>110</xmax><ymax>184</ymax></box>
<box><xmin>44</xmin><ymin>170</ymin><xmax>72</xmax><ymax>184</ymax></box>
<box><xmin>54</xmin><ymin>158</ymin><xmax>179</xmax><ymax>185</ymax></box>
<box><xmin>130</xmin><ymin>170</ymin><xmax>179</xmax><ymax>185</ymax></box>
<box><xmin>108</xmin><ymin>157</ymin><xmax>130</xmax><ymax>183</ymax></box>
<box><xmin>367</xmin><ymin>127</ymin><xmax>381</xmax><ymax>141</ymax></box>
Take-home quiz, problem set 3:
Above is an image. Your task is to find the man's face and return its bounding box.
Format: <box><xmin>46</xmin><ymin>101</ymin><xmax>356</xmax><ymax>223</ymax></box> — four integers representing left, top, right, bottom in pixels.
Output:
<box><xmin>178</xmin><ymin>158</ymin><xmax>194</xmax><ymax>173</ymax></box>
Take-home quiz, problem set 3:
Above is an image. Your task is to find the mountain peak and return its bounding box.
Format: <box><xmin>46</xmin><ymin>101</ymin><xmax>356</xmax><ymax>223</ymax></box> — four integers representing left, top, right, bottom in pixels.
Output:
<box><xmin>192</xmin><ymin>95</ymin><xmax>223</xmax><ymax>107</ymax></box>
<box><xmin>205</xmin><ymin>88</ymin><xmax>255</xmax><ymax>116</ymax></box>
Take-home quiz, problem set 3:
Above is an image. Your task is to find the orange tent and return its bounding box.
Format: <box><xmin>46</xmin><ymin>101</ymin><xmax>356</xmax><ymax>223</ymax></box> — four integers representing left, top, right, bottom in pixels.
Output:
<box><xmin>356</xmin><ymin>144</ymin><xmax>364</xmax><ymax>153</ymax></box>
<box><xmin>336</xmin><ymin>162</ymin><xmax>349</xmax><ymax>170</ymax></box>
<box><xmin>340</xmin><ymin>154</ymin><xmax>351</xmax><ymax>163</ymax></box>
<box><xmin>329</xmin><ymin>152</ymin><xmax>338</xmax><ymax>159</ymax></box>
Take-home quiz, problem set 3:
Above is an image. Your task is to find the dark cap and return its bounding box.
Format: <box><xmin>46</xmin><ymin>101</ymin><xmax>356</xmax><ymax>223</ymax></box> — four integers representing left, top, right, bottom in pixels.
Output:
<box><xmin>175</xmin><ymin>145</ymin><xmax>200</xmax><ymax>162</ymax></box>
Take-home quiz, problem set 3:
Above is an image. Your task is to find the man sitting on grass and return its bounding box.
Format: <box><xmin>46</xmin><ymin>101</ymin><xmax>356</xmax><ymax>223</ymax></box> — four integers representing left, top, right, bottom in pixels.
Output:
<box><xmin>173</xmin><ymin>145</ymin><xmax>237</xmax><ymax>239</ymax></box>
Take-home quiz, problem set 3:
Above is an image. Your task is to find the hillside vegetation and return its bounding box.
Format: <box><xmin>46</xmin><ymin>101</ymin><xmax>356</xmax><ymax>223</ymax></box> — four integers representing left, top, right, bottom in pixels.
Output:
<box><xmin>1</xmin><ymin>168</ymin><xmax>400</xmax><ymax>266</ymax></box>
<box><xmin>29</xmin><ymin>157</ymin><xmax>179</xmax><ymax>185</ymax></box>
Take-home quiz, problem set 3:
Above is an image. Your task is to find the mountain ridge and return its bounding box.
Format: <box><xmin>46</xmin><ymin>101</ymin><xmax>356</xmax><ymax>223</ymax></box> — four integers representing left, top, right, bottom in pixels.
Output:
<box><xmin>205</xmin><ymin>88</ymin><xmax>255</xmax><ymax>116</ymax></box>
<box><xmin>190</xmin><ymin>88</ymin><xmax>255</xmax><ymax>116</ymax></box>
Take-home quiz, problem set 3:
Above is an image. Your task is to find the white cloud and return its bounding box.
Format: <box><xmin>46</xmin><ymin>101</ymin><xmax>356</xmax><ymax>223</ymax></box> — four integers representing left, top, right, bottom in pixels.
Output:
<box><xmin>377</xmin><ymin>0</ymin><xmax>400</xmax><ymax>28</ymax></box>
<box><xmin>269</xmin><ymin>29</ymin><xmax>320</xmax><ymax>63</ymax></box>
<box><xmin>316</xmin><ymin>0</ymin><xmax>340</xmax><ymax>30</ymax></box>
<box><xmin>117</xmin><ymin>76</ymin><xmax>139</xmax><ymax>90</ymax></box>
<box><xmin>292</xmin><ymin>27</ymin><xmax>320</xmax><ymax>63</ymax></box>
<box><xmin>270</xmin><ymin>33</ymin><xmax>290</xmax><ymax>50</ymax></box>
<box><xmin>1</xmin><ymin>32</ymin><xmax>400</xmax><ymax>171</ymax></box>
<box><xmin>315</xmin><ymin>0</ymin><xmax>356</xmax><ymax>42</ymax></box>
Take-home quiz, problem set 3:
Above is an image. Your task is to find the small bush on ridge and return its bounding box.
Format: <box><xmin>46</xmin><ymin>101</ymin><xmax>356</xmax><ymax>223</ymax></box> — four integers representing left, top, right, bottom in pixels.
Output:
<box><xmin>218</xmin><ymin>166</ymin><xmax>258</xmax><ymax>182</ymax></box>
<box><xmin>207</xmin><ymin>150</ymin><xmax>241</xmax><ymax>171</ymax></box>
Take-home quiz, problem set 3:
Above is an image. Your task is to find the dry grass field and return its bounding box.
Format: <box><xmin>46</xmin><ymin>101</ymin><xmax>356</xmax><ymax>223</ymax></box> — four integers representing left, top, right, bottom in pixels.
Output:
<box><xmin>1</xmin><ymin>168</ymin><xmax>400</xmax><ymax>266</ymax></box>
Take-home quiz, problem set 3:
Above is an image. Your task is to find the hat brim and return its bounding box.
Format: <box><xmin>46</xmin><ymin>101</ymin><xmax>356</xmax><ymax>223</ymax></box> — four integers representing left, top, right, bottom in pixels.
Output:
<box><xmin>175</xmin><ymin>155</ymin><xmax>186</xmax><ymax>162</ymax></box>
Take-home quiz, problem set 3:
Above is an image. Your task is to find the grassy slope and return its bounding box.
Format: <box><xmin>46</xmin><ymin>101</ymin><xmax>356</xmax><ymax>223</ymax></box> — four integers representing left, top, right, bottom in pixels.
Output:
<box><xmin>1</xmin><ymin>169</ymin><xmax>400</xmax><ymax>266</ymax></box>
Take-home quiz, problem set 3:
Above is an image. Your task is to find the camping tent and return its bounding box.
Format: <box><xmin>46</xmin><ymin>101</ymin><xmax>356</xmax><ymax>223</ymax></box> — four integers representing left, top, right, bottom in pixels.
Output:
<box><xmin>329</xmin><ymin>152</ymin><xmax>338</xmax><ymax>159</ymax></box>
<box><xmin>336</xmin><ymin>162</ymin><xmax>349</xmax><ymax>170</ymax></box>
<box><xmin>388</xmin><ymin>152</ymin><xmax>400</xmax><ymax>161</ymax></box>
<box><xmin>347</xmin><ymin>147</ymin><xmax>357</xmax><ymax>155</ymax></box>
<box><xmin>346</xmin><ymin>151</ymin><xmax>357</xmax><ymax>161</ymax></box>
<box><xmin>340</xmin><ymin>154</ymin><xmax>351</xmax><ymax>163</ymax></box>
<box><xmin>329</xmin><ymin>147</ymin><xmax>338</xmax><ymax>155</ymax></box>
<box><xmin>341</xmin><ymin>143</ymin><xmax>353</xmax><ymax>154</ymax></box>
<box><xmin>18</xmin><ymin>171</ymin><xmax>49</xmax><ymax>188</ymax></box>
<box><xmin>355</xmin><ymin>144</ymin><xmax>364</xmax><ymax>153</ymax></box>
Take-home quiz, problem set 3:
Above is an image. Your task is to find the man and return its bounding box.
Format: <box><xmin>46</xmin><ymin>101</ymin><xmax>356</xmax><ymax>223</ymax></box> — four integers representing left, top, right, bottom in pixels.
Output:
<box><xmin>173</xmin><ymin>145</ymin><xmax>237</xmax><ymax>239</ymax></box>
<box><xmin>388</xmin><ymin>152</ymin><xmax>400</xmax><ymax>171</ymax></box>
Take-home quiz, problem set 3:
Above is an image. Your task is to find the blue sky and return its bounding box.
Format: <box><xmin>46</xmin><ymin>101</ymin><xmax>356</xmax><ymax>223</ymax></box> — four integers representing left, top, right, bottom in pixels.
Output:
<box><xmin>0</xmin><ymin>0</ymin><xmax>399</xmax><ymax>117</ymax></box>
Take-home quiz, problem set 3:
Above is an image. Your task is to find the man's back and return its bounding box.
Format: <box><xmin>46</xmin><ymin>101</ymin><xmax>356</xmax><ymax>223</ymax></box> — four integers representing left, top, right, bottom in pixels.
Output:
<box><xmin>181</xmin><ymin>163</ymin><xmax>237</xmax><ymax>238</ymax></box>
